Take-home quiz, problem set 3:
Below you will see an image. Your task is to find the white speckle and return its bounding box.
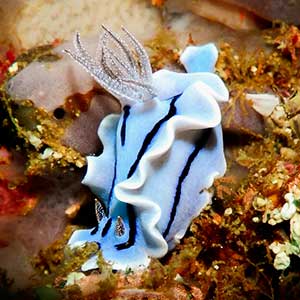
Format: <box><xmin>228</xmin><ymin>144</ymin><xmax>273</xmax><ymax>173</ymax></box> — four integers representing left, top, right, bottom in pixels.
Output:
<box><xmin>250</xmin><ymin>66</ymin><xmax>257</xmax><ymax>74</ymax></box>
<box><xmin>269</xmin><ymin>241</ymin><xmax>283</xmax><ymax>254</ymax></box>
<box><xmin>284</xmin><ymin>192</ymin><xmax>295</xmax><ymax>203</ymax></box>
<box><xmin>253</xmin><ymin>196</ymin><xmax>268</xmax><ymax>210</ymax></box>
<box><xmin>291</xmin><ymin>213</ymin><xmax>300</xmax><ymax>244</ymax></box>
<box><xmin>268</xmin><ymin>219</ymin><xmax>276</xmax><ymax>226</ymax></box>
<box><xmin>66</xmin><ymin>272</ymin><xmax>86</xmax><ymax>286</ymax></box>
<box><xmin>258</xmin><ymin>167</ymin><xmax>267</xmax><ymax>174</ymax></box>
<box><xmin>174</xmin><ymin>273</ymin><xmax>184</xmax><ymax>283</ymax></box>
<box><xmin>40</xmin><ymin>148</ymin><xmax>54</xmax><ymax>159</ymax></box>
<box><xmin>224</xmin><ymin>207</ymin><xmax>232</xmax><ymax>216</ymax></box>
<box><xmin>273</xmin><ymin>252</ymin><xmax>290</xmax><ymax>270</ymax></box>
<box><xmin>53</xmin><ymin>152</ymin><xmax>63</xmax><ymax>159</ymax></box>
<box><xmin>285</xmin><ymin>128</ymin><xmax>292</xmax><ymax>135</ymax></box>
<box><xmin>75</xmin><ymin>160</ymin><xmax>84</xmax><ymax>168</ymax></box>
<box><xmin>28</xmin><ymin>134</ymin><xmax>42</xmax><ymax>149</ymax></box>
<box><xmin>268</xmin><ymin>208</ymin><xmax>283</xmax><ymax>225</ymax></box>
<box><xmin>281</xmin><ymin>202</ymin><xmax>296</xmax><ymax>220</ymax></box>
<box><xmin>8</xmin><ymin>62</ymin><xmax>19</xmax><ymax>74</ymax></box>
<box><xmin>36</xmin><ymin>125</ymin><xmax>43</xmax><ymax>133</ymax></box>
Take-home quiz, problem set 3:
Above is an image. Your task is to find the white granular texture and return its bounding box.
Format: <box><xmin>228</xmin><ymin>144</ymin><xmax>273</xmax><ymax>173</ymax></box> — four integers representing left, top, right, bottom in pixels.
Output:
<box><xmin>15</xmin><ymin>0</ymin><xmax>161</xmax><ymax>49</ymax></box>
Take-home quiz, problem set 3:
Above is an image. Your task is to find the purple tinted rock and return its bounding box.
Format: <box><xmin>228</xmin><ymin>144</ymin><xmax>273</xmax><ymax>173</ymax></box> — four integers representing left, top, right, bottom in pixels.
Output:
<box><xmin>7</xmin><ymin>38</ymin><xmax>120</xmax><ymax>155</ymax></box>
<box><xmin>221</xmin><ymin>99</ymin><xmax>265</xmax><ymax>136</ymax></box>
<box><xmin>223</xmin><ymin>0</ymin><xmax>300</xmax><ymax>25</ymax></box>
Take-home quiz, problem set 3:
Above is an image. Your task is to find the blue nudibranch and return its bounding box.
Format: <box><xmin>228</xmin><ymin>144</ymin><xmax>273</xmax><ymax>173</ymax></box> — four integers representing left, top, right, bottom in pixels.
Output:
<box><xmin>66</xmin><ymin>26</ymin><xmax>229</xmax><ymax>270</ymax></box>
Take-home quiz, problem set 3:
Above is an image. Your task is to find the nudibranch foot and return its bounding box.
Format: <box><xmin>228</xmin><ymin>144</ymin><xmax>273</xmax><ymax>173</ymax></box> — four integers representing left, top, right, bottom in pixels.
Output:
<box><xmin>69</xmin><ymin>219</ymin><xmax>151</xmax><ymax>270</ymax></box>
<box><xmin>67</xmin><ymin>27</ymin><xmax>229</xmax><ymax>271</ymax></box>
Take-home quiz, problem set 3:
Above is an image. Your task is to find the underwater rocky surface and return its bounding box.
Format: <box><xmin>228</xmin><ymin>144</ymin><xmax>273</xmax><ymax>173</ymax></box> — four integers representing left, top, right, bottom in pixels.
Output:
<box><xmin>1</xmin><ymin>2</ymin><xmax>300</xmax><ymax>300</ymax></box>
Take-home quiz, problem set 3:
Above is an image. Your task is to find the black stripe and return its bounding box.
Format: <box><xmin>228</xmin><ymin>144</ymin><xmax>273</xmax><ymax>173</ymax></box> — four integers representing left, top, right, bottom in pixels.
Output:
<box><xmin>101</xmin><ymin>218</ymin><xmax>112</xmax><ymax>237</ymax></box>
<box><xmin>163</xmin><ymin>128</ymin><xmax>212</xmax><ymax>238</ymax></box>
<box><xmin>127</xmin><ymin>95</ymin><xmax>179</xmax><ymax>178</ymax></box>
<box><xmin>120</xmin><ymin>105</ymin><xmax>131</xmax><ymax>146</ymax></box>
<box><xmin>106</xmin><ymin>106</ymin><xmax>129</xmax><ymax>211</ymax></box>
<box><xmin>107</xmin><ymin>159</ymin><xmax>117</xmax><ymax>211</ymax></box>
<box><xmin>115</xmin><ymin>94</ymin><xmax>181</xmax><ymax>250</ymax></box>
<box><xmin>91</xmin><ymin>225</ymin><xmax>98</xmax><ymax>235</ymax></box>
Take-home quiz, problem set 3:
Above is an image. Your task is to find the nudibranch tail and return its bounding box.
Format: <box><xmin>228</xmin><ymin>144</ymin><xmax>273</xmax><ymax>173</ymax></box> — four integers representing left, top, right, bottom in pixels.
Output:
<box><xmin>64</xmin><ymin>26</ymin><xmax>156</xmax><ymax>106</ymax></box>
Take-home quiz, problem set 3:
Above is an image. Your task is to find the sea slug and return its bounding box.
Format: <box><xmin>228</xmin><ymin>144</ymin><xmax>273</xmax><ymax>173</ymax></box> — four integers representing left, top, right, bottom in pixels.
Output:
<box><xmin>67</xmin><ymin>26</ymin><xmax>229</xmax><ymax>270</ymax></box>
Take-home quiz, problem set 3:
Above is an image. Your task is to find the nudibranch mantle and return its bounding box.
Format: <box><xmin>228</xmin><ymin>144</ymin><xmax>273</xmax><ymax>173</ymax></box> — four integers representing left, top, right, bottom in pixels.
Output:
<box><xmin>67</xmin><ymin>27</ymin><xmax>229</xmax><ymax>271</ymax></box>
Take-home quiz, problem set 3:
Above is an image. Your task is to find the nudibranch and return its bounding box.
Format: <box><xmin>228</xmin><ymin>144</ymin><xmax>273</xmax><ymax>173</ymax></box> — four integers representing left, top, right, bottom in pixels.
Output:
<box><xmin>66</xmin><ymin>26</ymin><xmax>229</xmax><ymax>270</ymax></box>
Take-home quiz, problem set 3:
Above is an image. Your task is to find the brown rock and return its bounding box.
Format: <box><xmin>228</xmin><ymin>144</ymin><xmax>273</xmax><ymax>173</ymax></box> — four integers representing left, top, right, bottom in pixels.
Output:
<box><xmin>223</xmin><ymin>0</ymin><xmax>300</xmax><ymax>25</ymax></box>
<box><xmin>115</xmin><ymin>289</ymin><xmax>169</xmax><ymax>300</ymax></box>
<box><xmin>221</xmin><ymin>99</ymin><xmax>265</xmax><ymax>137</ymax></box>
<box><xmin>7</xmin><ymin>39</ymin><xmax>120</xmax><ymax>155</ymax></box>
<box><xmin>165</xmin><ymin>0</ymin><xmax>261</xmax><ymax>30</ymax></box>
